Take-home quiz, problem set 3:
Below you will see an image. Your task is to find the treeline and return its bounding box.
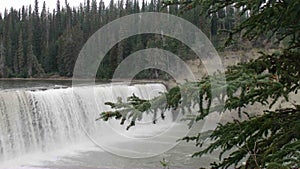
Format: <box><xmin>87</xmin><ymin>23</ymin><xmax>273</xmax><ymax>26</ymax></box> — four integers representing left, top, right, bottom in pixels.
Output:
<box><xmin>0</xmin><ymin>0</ymin><xmax>272</xmax><ymax>79</ymax></box>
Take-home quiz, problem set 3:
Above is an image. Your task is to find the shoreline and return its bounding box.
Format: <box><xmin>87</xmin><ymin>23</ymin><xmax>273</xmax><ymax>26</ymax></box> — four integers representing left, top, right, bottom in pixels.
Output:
<box><xmin>0</xmin><ymin>78</ymin><xmax>176</xmax><ymax>90</ymax></box>
<box><xmin>0</xmin><ymin>78</ymin><xmax>73</xmax><ymax>81</ymax></box>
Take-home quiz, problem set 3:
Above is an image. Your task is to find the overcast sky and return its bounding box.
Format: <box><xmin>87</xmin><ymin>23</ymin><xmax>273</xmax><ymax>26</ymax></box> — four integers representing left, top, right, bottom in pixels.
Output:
<box><xmin>0</xmin><ymin>0</ymin><xmax>111</xmax><ymax>14</ymax></box>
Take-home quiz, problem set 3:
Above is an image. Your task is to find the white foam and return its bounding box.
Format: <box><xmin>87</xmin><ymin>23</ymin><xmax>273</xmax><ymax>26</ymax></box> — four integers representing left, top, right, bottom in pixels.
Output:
<box><xmin>0</xmin><ymin>83</ymin><xmax>167</xmax><ymax>167</ymax></box>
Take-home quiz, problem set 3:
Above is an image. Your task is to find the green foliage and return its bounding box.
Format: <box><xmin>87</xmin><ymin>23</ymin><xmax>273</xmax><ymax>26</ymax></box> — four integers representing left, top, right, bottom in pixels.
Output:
<box><xmin>0</xmin><ymin>0</ymin><xmax>252</xmax><ymax>79</ymax></box>
<box><xmin>194</xmin><ymin>107</ymin><xmax>300</xmax><ymax>168</ymax></box>
<box><xmin>57</xmin><ymin>24</ymin><xmax>83</xmax><ymax>76</ymax></box>
<box><xmin>160</xmin><ymin>158</ymin><xmax>170</xmax><ymax>169</ymax></box>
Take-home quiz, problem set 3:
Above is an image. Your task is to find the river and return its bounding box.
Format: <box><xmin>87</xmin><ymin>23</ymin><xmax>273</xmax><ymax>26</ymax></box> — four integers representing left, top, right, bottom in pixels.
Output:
<box><xmin>0</xmin><ymin>80</ymin><xmax>217</xmax><ymax>169</ymax></box>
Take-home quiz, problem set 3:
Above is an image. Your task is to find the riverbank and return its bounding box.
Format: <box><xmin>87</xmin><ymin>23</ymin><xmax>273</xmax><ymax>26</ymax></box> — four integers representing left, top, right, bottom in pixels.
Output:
<box><xmin>0</xmin><ymin>77</ymin><xmax>73</xmax><ymax>81</ymax></box>
<box><xmin>0</xmin><ymin>49</ymin><xmax>268</xmax><ymax>89</ymax></box>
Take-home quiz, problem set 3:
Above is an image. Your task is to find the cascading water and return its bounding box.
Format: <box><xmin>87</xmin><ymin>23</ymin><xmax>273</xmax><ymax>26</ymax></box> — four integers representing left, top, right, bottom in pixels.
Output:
<box><xmin>0</xmin><ymin>83</ymin><xmax>168</xmax><ymax>165</ymax></box>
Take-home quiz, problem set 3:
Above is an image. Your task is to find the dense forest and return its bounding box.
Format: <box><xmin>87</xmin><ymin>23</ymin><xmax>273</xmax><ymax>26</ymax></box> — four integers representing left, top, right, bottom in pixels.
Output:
<box><xmin>0</xmin><ymin>0</ymin><xmax>275</xmax><ymax>79</ymax></box>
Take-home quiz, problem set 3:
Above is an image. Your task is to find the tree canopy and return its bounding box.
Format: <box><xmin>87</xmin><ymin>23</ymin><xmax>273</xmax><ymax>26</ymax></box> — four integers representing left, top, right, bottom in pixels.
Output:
<box><xmin>0</xmin><ymin>0</ymin><xmax>273</xmax><ymax>79</ymax></box>
<box><xmin>99</xmin><ymin>0</ymin><xmax>300</xmax><ymax>168</ymax></box>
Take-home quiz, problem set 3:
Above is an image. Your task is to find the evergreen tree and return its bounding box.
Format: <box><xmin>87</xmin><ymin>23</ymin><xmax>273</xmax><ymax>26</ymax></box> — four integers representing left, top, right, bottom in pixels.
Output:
<box><xmin>33</xmin><ymin>0</ymin><xmax>42</xmax><ymax>61</ymax></box>
<box><xmin>56</xmin><ymin>0</ymin><xmax>62</xmax><ymax>37</ymax></box>
<box><xmin>83</xmin><ymin>0</ymin><xmax>92</xmax><ymax>38</ymax></box>
<box><xmin>98</xmin><ymin>0</ymin><xmax>105</xmax><ymax>26</ymax></box>
<box><xmin>26</xmin><ymin>26</ymin><xmax>33</xmax><ymax>77</ymax></box>
<box><xmin>27</xmin><ymin>41</ymin><xmax>33</xmax><ymax>77</ymax></box>
<box><xmin>3</xmin><ymin>9</ymin><xmax>14</xmax><ymax>74</ymax></box>
<box><xmin>210</xmin><ymin>12</ymin><xmax>218</xmax><ymax>45</ymax></box>
<box><xmin>40</xmin><ymin>1</ymin><xmax>50</xmax><ymax>70</ymax></box>
<box><xmin>17</xmin><ymin>29</ymin><xmax>25</xmax><ymax>76</ymax></box>
<box><xmin>141</xmin><ymin>0</ymin><xmax>146</xmax><ymax>12</ymax></box>
<box><xmin>13</xmin><ymin>49</ymin><xmax>19</xmax><ymax>74</ymax></box>
<box><xmin>91</xmin><ymin>0</ymin><xmax>98</xmax><ymax>32</ymax></box>
<box><xmin>57</xmin><ymin>24</ymin><xmax>83</xmax><ymax>76</ymax></box>
<box><xmin>0</xmin><ymin>37</ymin><xmax>7</xmax><ymax>78</ymax></box>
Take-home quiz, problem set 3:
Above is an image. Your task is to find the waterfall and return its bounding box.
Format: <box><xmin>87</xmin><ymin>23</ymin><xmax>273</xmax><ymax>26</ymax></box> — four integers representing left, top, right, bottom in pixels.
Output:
<box><xmin>0</xmin><ymin>83</ymin><xmax>167</xmax><ymax>163</ymax></box>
